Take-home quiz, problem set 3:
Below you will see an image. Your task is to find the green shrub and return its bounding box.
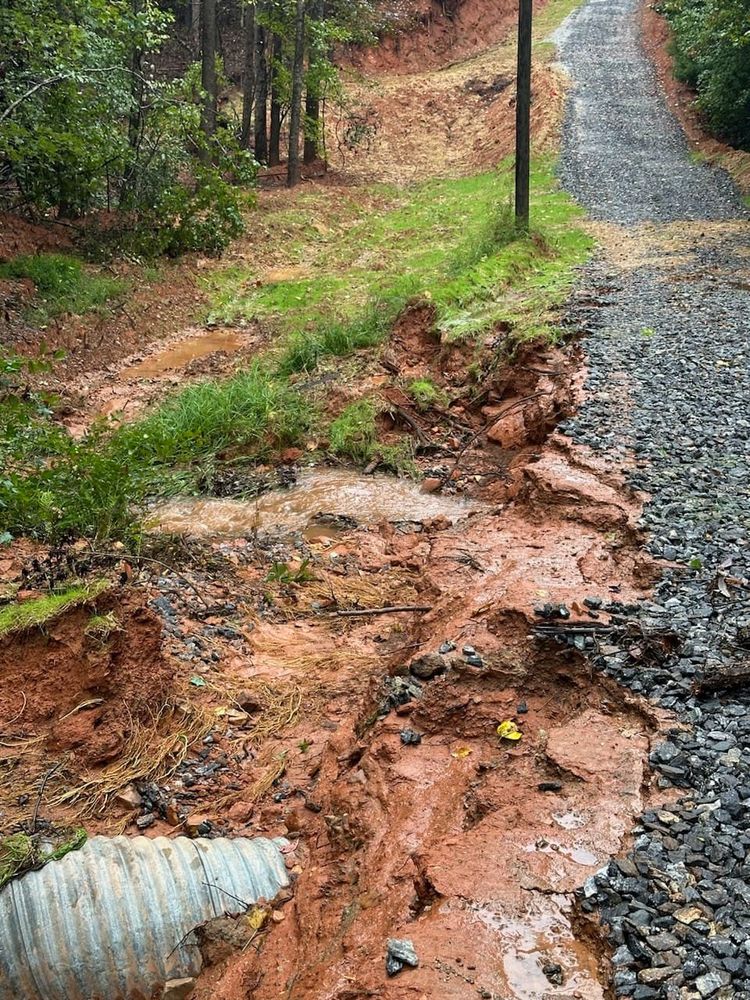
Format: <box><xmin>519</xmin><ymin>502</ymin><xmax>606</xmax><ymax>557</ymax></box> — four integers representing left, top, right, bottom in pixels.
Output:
<box><xmin>659</xmin><ymin>0</ymin><xmax>750</xmax><ymax>148</ymax></box>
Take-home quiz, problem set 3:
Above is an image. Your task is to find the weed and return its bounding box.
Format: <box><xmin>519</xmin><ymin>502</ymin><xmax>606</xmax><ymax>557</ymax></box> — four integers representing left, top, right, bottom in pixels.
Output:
<box><xmin>376</xmin><ymin>441</ymin><xmax>417</xmax><ymax>476</ymax></box>
<box><xmin>266</xmin><ymin>559</ymin><xmax>315</xmax><ymax>584</ymax></box>
<box><xmin>329</xmin><ymin>400</ymin><xmax>379</xmax><ymax>463</ymax></box>
<box><xmin>0</xmin><ymin>580</ymin><xmax>110</xmax><ymax>640</ymax></box>
<box><xmin>0</xmin><ymin>254</ymin><xmax>124</xmax><ymax>323</ymax></box>
<box><xmin>406</xmin><ymin>379</ymin><xmax>447</xmax><ymax>411</ymax></box>
<box><xmin>85</xmin><ymin>611</ymin><xmax>123</xmax><ymax>641</ymax></box>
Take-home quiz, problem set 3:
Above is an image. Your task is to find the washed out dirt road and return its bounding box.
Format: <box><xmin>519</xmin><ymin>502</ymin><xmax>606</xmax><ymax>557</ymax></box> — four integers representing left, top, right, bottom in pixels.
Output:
<box><xmin>3</xmin><ymin>0</ymin><xmax>749</xmax><ymax>998</ymax></box>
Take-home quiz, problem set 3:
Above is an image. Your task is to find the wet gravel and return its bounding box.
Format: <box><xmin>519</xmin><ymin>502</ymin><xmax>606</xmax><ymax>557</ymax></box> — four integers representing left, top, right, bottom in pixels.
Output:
<box><xmin>554</xmin><ymin>0</ymin><xmax>742</xmax><ymax>224</ymax></box>
<box><xmin>556</xmin><ymin>0</ymin><xmax>750</xmax><ymax>995</ymax></box>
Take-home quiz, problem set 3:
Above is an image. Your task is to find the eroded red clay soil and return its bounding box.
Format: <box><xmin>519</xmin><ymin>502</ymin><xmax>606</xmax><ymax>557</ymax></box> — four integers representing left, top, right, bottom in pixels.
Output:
<box><xmin>0</xmin><ymin>294</ymin><xmax>669</xmax><ymax>997</ymax></box>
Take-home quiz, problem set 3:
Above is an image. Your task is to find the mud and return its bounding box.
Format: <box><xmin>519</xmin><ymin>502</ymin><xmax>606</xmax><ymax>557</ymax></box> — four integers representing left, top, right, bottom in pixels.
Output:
<box><xmin>347</xmin><ymin>0</ymin><xmax>544</xmax><ymax>76</ymax></box>
<box><xmin>121</xmin><ymin>329</ymin><xmax>245</xmax><ymax>379</ymax></box>
<box><xmin>151</xmin><ymin>467</ymin><xmax>481</xmax><ymax>539</ymax></box>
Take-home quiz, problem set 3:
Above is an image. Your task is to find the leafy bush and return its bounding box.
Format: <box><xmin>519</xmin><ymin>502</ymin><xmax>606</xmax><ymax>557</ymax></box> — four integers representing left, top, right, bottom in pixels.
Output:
<box><xmin>659</xmin><ymin>0</ymin><xmax>750</xmax><ymax>148</ymax></box>
<box><xmin>0</xmin><ymin>2</ymin><xmax>256</xmax><ymax>257</ymax></box>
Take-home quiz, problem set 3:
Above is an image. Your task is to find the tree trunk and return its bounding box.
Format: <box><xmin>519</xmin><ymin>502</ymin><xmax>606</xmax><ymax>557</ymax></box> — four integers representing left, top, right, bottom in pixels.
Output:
<box><xmin>240</xmin><ymin>1</ymin><xmax>256</xmax><ymax>148</ymax></box>
<box><xmin>268</xmin><ymin>34</ymin><xmax>283</xmax><ymax>167</ymax></box>
<box><xmin>191</xmin><ymin>0</ymin><xmax>201</xmax><ymax>46</ymax></box>
<box><xmin>254</xmin><ymin>24</ymin><xmax>269</xmax><ymax>163</ymax></box>
<box><xmin>286</xmin><ymin>0</ymin><xmax>306</xmax><ymax>187</ymax></box>
<box><xmin>200</xmin><ymin>0</ymin><xmax>217</xmax><ymax>149</ymax></box>
<box><xmin>128</xmin><ymin>0</ymin><xmax>144</xmax><ymax>153</ymax></box>
<box><xmin>303</xmin><ymin>0</ymin><xmax>323</xmax><ymax>164</ymax></box>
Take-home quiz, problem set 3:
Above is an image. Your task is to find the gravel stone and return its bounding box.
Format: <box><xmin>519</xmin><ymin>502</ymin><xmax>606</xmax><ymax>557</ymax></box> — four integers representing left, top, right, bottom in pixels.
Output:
<box><xmin>557</xmin><ymin>0</ymin><xmax>750</xmax><ymax>995</ymax></box>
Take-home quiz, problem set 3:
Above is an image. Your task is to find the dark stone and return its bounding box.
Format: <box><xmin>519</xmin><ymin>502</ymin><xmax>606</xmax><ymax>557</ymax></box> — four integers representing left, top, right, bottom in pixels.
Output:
<box><xmin>386</xmin><ymin>939</ymin><xmax>418</xmax><ymax>977</ymax></box>
<box><xmin>538</xmin><ymin>781</ymin><xmax>563</xmax><ymax>792</ymax></box>
<box><xmin>400</xmin><ymin>729</ymin><xmax>422</xmax><ymax>746</ymax></box>
<box><xmin>409</xmin><ymin>654</ymin><xmax>446</xmax><ymax>680</ymax></box>
<box><xmin>542</xmin><ymin>962</ymin><xmax>564</xmax><ymax>986</ymax></box>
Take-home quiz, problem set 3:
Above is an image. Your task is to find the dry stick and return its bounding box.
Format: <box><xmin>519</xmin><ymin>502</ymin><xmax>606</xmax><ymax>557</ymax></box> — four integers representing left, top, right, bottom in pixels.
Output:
<box><xmin>391</xmin><ymin>405</ymin><xmax>430</xmax><ymax>444</ymax></box>
<box><xmin>440</xmin><ymin>390</ymin><xmax>551</xmax><ymax>487</ymax></box>
<box><xmin>329</xmin><ymin>604</ymin><xmax>432</xmax><ymax>618</ymax></box>
<box><xmin>32</xmin><ymin>761</ymin><xmax>64</xmax><ymax>832</ymax></box>
<box><xmin>202</xmin><ymin>881</ymin><xmax>251</xmax><ymax>910</ymax></box>
<box><xmin>87</xmin><ymin>549</ymin><xmax>211</xmax><ymax>607</ymax></box>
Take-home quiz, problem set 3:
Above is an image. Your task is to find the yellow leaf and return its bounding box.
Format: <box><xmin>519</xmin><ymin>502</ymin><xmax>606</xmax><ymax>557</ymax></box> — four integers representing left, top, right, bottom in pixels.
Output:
<box><xmin>246</xmin><ymin>906</ymin><xmax>268</xmax><ymax>931</ymax></box>
<box><xmin>497</xmin><ymin>720</ymin><xmax>522</xmax><ymax>741</ymax></box>
<box><xmin>451</xmin><ymin>746</ymin><xmax>473</xmax><ymax>758</ymax></box>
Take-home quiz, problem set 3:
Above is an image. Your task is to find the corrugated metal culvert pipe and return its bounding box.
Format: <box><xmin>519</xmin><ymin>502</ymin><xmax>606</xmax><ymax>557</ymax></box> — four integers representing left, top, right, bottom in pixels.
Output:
<box><xmin>0</xmin><ymin>834</ymin><xmax>291</xmax><ymax>1000</ymax></box>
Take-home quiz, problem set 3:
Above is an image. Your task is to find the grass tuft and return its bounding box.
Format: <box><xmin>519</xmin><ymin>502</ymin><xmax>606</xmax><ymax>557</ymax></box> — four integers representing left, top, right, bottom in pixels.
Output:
<box><xmin>406</xmin><ymin>378</ymin><xmax>448</xmax><ymax>411</ymax></box>
<box><xmin>115</xmin><ymin>362</ymin><xmax>314</xmax><ymax>466</ymax></box>
<box><xmin>329</xmin><ymin>400</ymin><xmax>379</xmax><ymax>464</ymax></box>
<box><xmin>0</xmin><ymin>253</ymin><xmax>124</xmax><ymax>322</ymax></box>
<box><xmin>0</xmin><ymin>580</ymin><xmax>110</xmax><ymax>640</ymax></box>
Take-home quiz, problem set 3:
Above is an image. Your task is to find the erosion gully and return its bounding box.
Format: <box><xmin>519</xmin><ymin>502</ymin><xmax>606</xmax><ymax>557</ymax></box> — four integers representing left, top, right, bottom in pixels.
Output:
<box><xmin>3</xmin><ymin>0</ymin><xmax>750</xmax><ymax>998</ymax></box>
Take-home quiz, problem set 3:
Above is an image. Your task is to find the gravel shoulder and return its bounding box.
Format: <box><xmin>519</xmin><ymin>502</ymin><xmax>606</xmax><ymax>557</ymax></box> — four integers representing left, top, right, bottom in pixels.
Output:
<box><xmin>557</xmin><ymin>0</ymin><xmax>750</xmax><ymax>996</ymax></box>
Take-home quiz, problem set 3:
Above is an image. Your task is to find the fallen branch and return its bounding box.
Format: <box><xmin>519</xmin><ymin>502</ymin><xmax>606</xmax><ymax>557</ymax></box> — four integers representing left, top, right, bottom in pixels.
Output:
<box><xmin>329</xmin><ymin>604</ymin><xmax>432</xmax><ymax>618</ymax></box>
<box><xmin>440</xmin><ymin>390</ymin><xmax>551</xmax><ymax>486</ymax></box>
<box><xmin>694</xmin><ymin>664</ymin><xmax>750</xmax><ymax>697</ymax></box>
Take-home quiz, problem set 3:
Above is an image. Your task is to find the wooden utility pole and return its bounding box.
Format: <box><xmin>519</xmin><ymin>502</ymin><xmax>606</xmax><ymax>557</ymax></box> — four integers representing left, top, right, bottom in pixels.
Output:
<box><xmin>515</xmin><ymin>0</ymin><xmax>532</xmax><ymax>230</ymax></box>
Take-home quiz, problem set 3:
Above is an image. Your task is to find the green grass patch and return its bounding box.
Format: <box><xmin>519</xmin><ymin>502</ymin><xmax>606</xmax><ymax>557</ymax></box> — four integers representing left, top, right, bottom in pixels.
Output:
<box><xmin>0</xmin><ymin>580</ymin><xmax>109</xmax><ymax>639</ymax></box>
<box><xmin>0</xmin><ymin>253</ymin><xmax>124</xmax><ymax>323</ymax></box>
<box><xmin>328</xmin><ymin>399</ymin><xmax>415</xmax><ymax>473</ymax></box>
<box><xmin>533</xmin><ymin>0</ymin><xmax>588</xmax><ymax>58</ymax></box>
<box><xmin>407</xmin><ymin>378</ymin><xmax>448</xmax><ymax>410</ymax></box>
<box><xmin>210</xmin><ymin>159</ymin><xmax>590</xmax><ymax>366</ymax></box>
<box><xmin>115</xmin><ymin>362</ymin><xmax>314</xmax><ymax>465</ymax></box>
<box><xmin>329</xmin><ymin>400</ymin><xmax>379</xmax><ymax>464</ymax></box>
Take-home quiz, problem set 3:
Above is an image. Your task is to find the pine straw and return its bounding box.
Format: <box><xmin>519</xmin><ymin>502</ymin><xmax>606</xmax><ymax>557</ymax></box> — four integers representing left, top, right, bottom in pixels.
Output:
<box><xmin>250</xmin><ymin>625</ymin><xmax>381</xmax><ymax>677</ymax></box>
<box><xmin>244</xmin><ymin>683</ymin><xmax>303</xmax><ymax>747</ymax></box>
<box><xmin>270</xmin><ymin>569</ymin><xmax>420</xmax><ymax>618</ymax></box>
<box><xmin>214</xmin><ymin>746</ymin><xmax>288</xmax><ymax>812</ymax></box>
<box><xmin>54</xmin><ymin>699</ymin><xmax>214</xmax><ymax>818</ymax></box>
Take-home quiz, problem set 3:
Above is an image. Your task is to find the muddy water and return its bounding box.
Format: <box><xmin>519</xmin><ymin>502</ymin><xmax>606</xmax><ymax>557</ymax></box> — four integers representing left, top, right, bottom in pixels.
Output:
<box><xmin>122</xmin><ymin>330</ymin><xmax>243</xmax><ymax>379</ymax></box>
<box><xmin>152</xmin><ymin>467</ymin><xmax>479</xmax><ymax>538</ymax></box>
<box><xmin>471</xmin><ymin>896</ymin><xmax>603</xmax><ymax>999</ymax></box>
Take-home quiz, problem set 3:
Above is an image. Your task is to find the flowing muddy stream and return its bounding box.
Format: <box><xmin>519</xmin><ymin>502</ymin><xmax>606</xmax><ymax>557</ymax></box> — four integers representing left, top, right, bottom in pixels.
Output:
<box><xmin>151</xmin><ymin>467</ymin><xmax>480</xmax><ymax>538</ymax></box>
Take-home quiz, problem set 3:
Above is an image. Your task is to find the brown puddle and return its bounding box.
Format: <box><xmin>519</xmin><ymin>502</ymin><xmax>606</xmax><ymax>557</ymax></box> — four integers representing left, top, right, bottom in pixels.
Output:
<box><xmin>122</xmin><ymin>330</ymin><xmax>243</xmax><ymax>379</ymax></box>
<box><xmin>150</xmin><ymin>467</ymin><xmax>480</xmax><ymax>538</ymax></box>
<box><xmin>468</xmin><ymin>895</ymin><xmax>603</xmax><ymax>999</ymax></box>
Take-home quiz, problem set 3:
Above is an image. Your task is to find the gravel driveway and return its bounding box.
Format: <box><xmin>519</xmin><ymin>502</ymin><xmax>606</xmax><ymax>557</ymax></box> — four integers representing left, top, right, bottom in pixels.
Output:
<box><xmin>556</xmin><ymin>0</ymin><xmax>750</xmax><ymax>995</ymax></box>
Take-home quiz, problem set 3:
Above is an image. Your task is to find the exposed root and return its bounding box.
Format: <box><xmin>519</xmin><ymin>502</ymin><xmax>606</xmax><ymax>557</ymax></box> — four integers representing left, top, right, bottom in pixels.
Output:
<box><xmin>54</xmin><ymin>699</ymin><xmax>214</xmax><ymax>818</ymax></box>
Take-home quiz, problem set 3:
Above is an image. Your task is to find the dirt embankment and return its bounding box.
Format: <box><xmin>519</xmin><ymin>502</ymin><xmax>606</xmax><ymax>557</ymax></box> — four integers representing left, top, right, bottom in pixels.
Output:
<box><xmin>347</xmin><ymin>0</ymin><xmax>544</xmax><ymax>76</ymax></box>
